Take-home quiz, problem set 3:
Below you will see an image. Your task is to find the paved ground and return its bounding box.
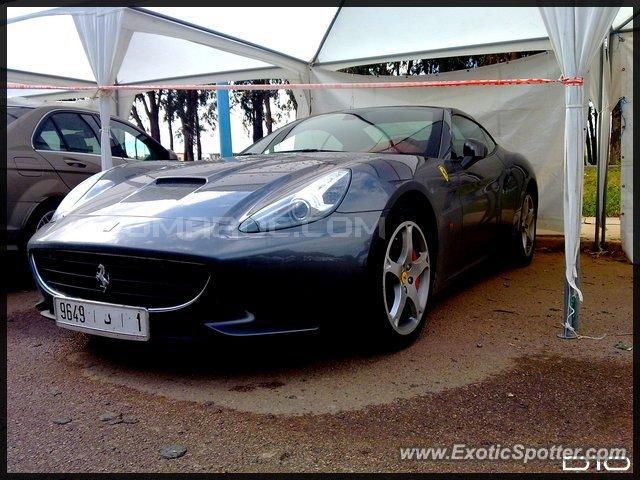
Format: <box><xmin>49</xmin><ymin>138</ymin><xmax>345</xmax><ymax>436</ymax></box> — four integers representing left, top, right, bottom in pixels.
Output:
<box><xmin>581</xmin><ymin>216</ymin><xmax>621</xmax><ymax>242</ymax></box>
<box><xmin>6</xmin><ymin>244</ymin><xmax>633</xmax><ymax>473</ymax></box>
<box><xmin>538</xmin><ymin>216</ymin><xmax>621</xmax><ymax>242</ymax></box>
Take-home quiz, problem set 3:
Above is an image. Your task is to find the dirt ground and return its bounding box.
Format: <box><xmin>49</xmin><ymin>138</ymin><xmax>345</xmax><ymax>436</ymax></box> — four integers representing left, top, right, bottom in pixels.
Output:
<box><xmin>6</xmin><ymin>244</ymin><xmax>634</xmax><ymax>473</ymax></box>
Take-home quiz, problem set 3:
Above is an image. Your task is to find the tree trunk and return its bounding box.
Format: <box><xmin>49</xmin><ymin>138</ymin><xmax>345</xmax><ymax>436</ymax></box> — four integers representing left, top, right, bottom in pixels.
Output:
<box><xmin>195</xmin><ymin>111</ymin><xmax>202</xmax><ymax>160</ymax></box>
<box><xmin>137</xmin><ymin>92</ymin><xmax>161</xmax><ymax>142</ymax></box>
<box><xmin>164</xmin><ymin>90</ymin><xmax>177</xmax><ymax>151</ymax></box>
<box><xmin>130</xmin><ymin>104</ymin><xmax>146</xmax><ymax>131</ymax></box>
<box><xmin>147</xmin><ymin>91</ymin><xmax>161</xmax><ymax>143</ymax></box>
<box><xmin>167</xmin><ymin>117</ymin><xmax>174</xmax><ymax>151</ymax></box>
<box><xmin>184</xmin><ymin>90</ymin><xmax>199</xmax><ymax>161</ymax></box>
<box><xmin>134</xmin><ymin>92</ymin><xmax>161</xmax><ymax>142</ymax></box>
<box><xmin>176</xmin><ymin>93</ymin><xmax>197</xmax><ymax>161</ymax></box>
<box><xmin>264</xmin><ymin>95</ymin><xmax>273</xmax><ymax>135</ymax></box>
<box><xmin>252</xmin><ymin>92</ymin><xmax>264</xmax><ymax>141</ymax></box>
<box><xmin>183</xmin><ymin>133</ymin><xmax>193</xmax><ymax>161</ymax></box>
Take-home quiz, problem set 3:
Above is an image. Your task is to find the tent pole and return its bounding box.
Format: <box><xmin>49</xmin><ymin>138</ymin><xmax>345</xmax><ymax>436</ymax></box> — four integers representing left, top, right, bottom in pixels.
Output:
<box><xmin>217</xmin><ymin>82</ymin><xmax>233</xmax><ymax>159</ymax></box>
<box><xmin>599</xmin><ymin>33</ymin><xmax>614</xmax><ymax>250</ymax></box>
<box><xmin>594</xmin><ymin>125</ymin><xmax>602</xmax><ymax>249</ymax></box>
<box><xmin>114</xmin><ymin>85</ymin><xmax>120</xmax><ymax>117</ymax></box>
<box><xmin>594</xmin><ymin>45</ymin><xmax>604</xmax><ymax>251</ymax></box>
<box><xmin>600</xmin><ymin>164</ymin><xmax>609</xmax><ymax>248</ymax></box>
<box><xmin>559</xmin><ymin>251</ymin><xmax>581</xmax><ymax>339</ymax></box>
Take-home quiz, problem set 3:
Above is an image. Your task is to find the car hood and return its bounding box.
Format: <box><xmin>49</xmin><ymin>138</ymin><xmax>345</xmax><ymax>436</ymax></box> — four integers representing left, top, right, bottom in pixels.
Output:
<box><xmin>63</xmin><ymin>152</ymin><xmax>415</xmax><ymax>223</ymax></box>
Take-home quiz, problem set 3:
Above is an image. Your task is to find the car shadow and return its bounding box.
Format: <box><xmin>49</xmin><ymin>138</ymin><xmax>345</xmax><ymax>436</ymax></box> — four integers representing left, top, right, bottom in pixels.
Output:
<box><xmin>3</xmin><ymin>255</ymin><xmax>36</xmax><ymax>293</ymax></box>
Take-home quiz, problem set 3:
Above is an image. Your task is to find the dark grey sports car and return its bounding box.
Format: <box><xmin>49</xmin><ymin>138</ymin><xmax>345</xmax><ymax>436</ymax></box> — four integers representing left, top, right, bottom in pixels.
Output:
<box><xmin>28</xmin><ymin>106</ymin><xmax>537</xmax><ymax>347</ymax></box>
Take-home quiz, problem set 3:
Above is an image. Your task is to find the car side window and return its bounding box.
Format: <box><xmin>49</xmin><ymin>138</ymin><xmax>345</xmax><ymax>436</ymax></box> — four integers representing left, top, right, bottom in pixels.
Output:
<box><xmin>33</xmin><ymin>118</ymin><xmax>64</xmax><ymax>151</ymax></box>
<box><xmin>51</xmin><ymin>112</ymin><xmax>101</xmax><ymax>155</ymax></box>
<box><xmin>110</xmin><ymin>121</ymin><xmax>164</xmax><ymax>161</ymax></box>
<box><xmin>451</xmin><ymin>115</ymin><xmax>488</xmax><ymax>160</ymax></box>
<box><xmin>480</xmin><ymin>128</ymin><xmax>497</xmax><ymax>152</ymax></box>
<box><xmin>82</xmin><ymin>114</ymin><xmax>101</xmax><ymax>135</ymax></box>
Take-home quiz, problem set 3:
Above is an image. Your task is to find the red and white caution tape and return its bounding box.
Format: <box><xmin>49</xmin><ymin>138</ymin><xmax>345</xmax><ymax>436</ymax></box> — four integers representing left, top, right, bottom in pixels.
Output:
<box><xmin>7</xmin><ymin>76</ymin><xmax>583</xmax><ymax>92</ymax></box>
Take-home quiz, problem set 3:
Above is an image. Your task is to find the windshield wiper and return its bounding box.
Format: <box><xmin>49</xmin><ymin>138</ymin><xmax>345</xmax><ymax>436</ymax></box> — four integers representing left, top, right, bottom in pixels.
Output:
<box><xmin>276</xmin><ymin>149</ymin><xmax>342</xmax><ymax>153</ymax></box>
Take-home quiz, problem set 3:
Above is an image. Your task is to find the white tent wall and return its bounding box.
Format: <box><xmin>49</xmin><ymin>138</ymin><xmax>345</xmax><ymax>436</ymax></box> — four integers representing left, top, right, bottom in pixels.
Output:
<box><xmin>611</xmin><ymin>31</ymin><xmax>634</xmax><ymax>263</ymax></box>
<box><xmin>308</xmin><ymin>52</ymin><xmax>569</xmax><ymax>232</ymax></box>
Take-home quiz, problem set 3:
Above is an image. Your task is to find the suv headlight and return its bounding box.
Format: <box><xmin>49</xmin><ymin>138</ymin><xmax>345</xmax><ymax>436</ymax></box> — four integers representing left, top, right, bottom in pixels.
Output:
<box><xmin>239</xmin><ymin>169</ymin><xmax>351</xmax><ymax>232</ymax></box>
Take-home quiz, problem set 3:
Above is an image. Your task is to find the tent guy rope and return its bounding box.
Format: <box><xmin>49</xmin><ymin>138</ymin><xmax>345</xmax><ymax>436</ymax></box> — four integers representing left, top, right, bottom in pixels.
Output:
<box><xmin>7</xmin><ymin>76</ymin><xmax>584</xmax><ymax>92</ymax></box>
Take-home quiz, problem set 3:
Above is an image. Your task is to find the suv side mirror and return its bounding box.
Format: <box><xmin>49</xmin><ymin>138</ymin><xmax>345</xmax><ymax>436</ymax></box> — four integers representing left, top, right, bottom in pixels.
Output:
<box><xmin>461</xmin><ymin>138</ymin><xmax>488</xmax><ymax>168</ymax></box>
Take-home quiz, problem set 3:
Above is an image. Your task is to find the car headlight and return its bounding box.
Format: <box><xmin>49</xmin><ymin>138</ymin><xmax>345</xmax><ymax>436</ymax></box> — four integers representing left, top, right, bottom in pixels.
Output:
<box><xmin>239</xmin><ymin>169</ymin><xmax>351</xmax><ymax>232</ymax></box>
<box><xmin>51</xmin><ymin>171</ymin><xmax>114</xmax><ymax>222</ymax></box>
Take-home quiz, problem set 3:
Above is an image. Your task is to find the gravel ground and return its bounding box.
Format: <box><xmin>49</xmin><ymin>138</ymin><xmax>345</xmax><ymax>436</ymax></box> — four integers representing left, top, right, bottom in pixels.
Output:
<box><xmin>6</xmin><ymin>245</ymin><xmax>633</xmax><ymax>473</ymax></box>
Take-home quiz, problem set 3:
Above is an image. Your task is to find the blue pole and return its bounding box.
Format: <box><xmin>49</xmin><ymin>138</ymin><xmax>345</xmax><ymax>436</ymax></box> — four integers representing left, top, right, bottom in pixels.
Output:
<box><xmin>216</xmin><ymin>82</ymin><xmax>233</xmax><ymax>160</ymax></box>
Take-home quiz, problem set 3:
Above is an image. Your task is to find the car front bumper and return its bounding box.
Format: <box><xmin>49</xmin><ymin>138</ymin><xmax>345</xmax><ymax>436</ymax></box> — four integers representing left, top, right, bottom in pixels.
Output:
<box><xmin>29</xmin><ymin>211</ymin><xmax>383</xmax><ymax>340</ymax></box>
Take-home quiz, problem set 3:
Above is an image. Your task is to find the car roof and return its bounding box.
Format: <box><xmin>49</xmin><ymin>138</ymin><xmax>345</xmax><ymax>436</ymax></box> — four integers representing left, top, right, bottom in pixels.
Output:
<box><xmin>7</xmin><ymin>102</ymin><xmax>128</xmax><ymax>122</ymax></box>
<box><xmin>329</xmin><ymin>105</ymin><xmax>474</xmax><ymax>121</ymax></box>
<box><xmin>9</xmin><ymin>103</ymin><xmax>98</xmax><ymax>114</ymax></box>
<box><xmin>336</xmin><ymin>105</ymin><xmax>442</xmax><ymax>114</ymax></box>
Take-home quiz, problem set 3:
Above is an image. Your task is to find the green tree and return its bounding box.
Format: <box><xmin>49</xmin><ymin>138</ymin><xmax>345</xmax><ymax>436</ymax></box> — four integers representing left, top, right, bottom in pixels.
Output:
<box><xmin>196</xmin><ymin>90</ymin><xmax>217</xmax><ymax>160</ymax></box>
<box><xmin>231</xmin><ymin>79</ymin><xmax>296</xmax><ymax>142</ymax></box>
<box><xmin>161</xmin><ymin>90</ymin><xmax>179</xmax><ymax>151</ymax></box>
<box><xmin>341</xmin><ymin>52</ymin><xmax>536</xmax><ymax>77</ymax></box>
<box><xmin>174</xmin><ymin>90</ymin><xmax>200</xmax><ymax>161</ymax></box>
<box><xmin>132</xmin><ymin>88</ymin><xmax>218</xmax><ymax>160</ymax></box>
<box><xmin>132</xmin><ymin>91</ymin><xmax>162</xmax><ymax>142</ymax></box>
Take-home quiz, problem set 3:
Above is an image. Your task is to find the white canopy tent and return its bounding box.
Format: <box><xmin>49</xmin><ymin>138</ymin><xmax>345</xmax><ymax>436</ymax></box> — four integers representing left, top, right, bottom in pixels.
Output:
<box><xmin>6</xmin><ymin>6</ymin><xmax>635</xmax><ymax>335</ymax></box>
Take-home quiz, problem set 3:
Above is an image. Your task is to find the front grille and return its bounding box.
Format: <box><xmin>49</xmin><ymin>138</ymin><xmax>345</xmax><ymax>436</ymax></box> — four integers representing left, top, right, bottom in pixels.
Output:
<box><xmin>32</xmin><ymin>250</ymin><xmax>210</xmax><ymax>310</ymax></box>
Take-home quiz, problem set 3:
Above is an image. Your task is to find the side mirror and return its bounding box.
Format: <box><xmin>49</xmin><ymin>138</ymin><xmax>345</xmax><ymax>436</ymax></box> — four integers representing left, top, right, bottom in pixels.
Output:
<box><xmin>168</xmin><ymin>149</ymin><xmax>179</xmax><ymax>160</ymax></box>
<box><xmin>461</xmin><ymin>138</ymin><xmax>487</xmax><ymax>168</ymax></box>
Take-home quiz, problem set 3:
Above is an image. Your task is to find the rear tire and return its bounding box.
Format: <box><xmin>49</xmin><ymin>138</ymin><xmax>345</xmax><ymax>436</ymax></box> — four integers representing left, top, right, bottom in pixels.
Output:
<box><xmin>21</xmin><ymin>200</ymin><xmax>59</xmax><ymax>266</ymax></box>
<box><xmin>511</xmin><ymin>190</ymin><xmax>537</xmax><ymax>266</ymax></box>
<box><xmin>368</xmin><ymin>205</ymin><xmax>436</xmax><ymax>349</ymax></box>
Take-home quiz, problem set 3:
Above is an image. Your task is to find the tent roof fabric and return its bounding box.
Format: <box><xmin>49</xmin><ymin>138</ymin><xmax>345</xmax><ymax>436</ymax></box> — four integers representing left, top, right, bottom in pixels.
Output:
<box><xmin>7</xmin><ymin>6</ymin><xmax>635</xmax><ymax>87</ymax></box>
<box><xmin>314</xmin><ymin>7</ymin><xmax>551</xmax><ymax>68</ymax></box>
<box><xmin>144</xmin><ymin>7</ymin><xmax>339</xmax><ymax>61</ymax></box>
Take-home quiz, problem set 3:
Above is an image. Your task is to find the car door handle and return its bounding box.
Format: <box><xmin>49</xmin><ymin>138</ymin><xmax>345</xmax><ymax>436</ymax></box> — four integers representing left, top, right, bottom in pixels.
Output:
<box><xmin>64</xmin><ymin>158</ymin><xmax>87</xmax><ymax>168</ymax></box>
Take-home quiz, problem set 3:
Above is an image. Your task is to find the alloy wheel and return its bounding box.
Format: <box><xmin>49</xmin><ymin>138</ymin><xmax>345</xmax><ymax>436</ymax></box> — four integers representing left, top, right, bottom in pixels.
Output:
<box><xmin>36</xmin><ymin>210</ymin><xmax>55</xmax><ymax>231</ymax></box>
<box><xmin>382</xmin><ymin>220</ymin><xmax>431</xmax><ymax>335</ymax></box>
<box><xmin>521</xmin><ymin>194</ymin><xmax>535</xmax><ymax>257</ymax></box>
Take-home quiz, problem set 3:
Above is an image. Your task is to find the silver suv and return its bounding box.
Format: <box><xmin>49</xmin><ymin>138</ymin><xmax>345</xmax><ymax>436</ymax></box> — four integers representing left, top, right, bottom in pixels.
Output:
<box><xmin>6</xmin><ymin>104</ymin><xmax>177</xmax><ymax>255</ymax></box>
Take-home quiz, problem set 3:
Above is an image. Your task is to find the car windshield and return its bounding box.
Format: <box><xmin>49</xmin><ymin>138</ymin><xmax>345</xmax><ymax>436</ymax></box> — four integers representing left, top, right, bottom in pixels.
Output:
<box><xmin>242</xmin><ymin>107</ymin><xmax>443</xmax><ymax>157</ymax></box>
<box><xmin>6</xmin><ymin>106</ymin><xmax>33</xmax><ymax>126</ymax></box>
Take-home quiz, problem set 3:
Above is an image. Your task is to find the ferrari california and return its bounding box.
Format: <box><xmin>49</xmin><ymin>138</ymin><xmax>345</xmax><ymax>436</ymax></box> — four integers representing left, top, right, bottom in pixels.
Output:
<box><xmin>28</xmin><ymin>106</ymin><xmax>537</xmax><ymax>347</ymax></box>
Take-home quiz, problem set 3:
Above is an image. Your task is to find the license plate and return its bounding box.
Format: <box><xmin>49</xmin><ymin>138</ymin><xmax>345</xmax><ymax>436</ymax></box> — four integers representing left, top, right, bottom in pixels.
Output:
<box><xmin>53</xmin><ymin>297</ymin><xmax>150</xmax><ymax>341</ymax></box>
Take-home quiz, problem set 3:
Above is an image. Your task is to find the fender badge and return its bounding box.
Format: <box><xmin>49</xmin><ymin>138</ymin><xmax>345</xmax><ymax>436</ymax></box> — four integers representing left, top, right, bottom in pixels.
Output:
<box><xmin>438</xmin><ymin>164</ymin><xmax>449</xmax><ymax>182</ymax></box>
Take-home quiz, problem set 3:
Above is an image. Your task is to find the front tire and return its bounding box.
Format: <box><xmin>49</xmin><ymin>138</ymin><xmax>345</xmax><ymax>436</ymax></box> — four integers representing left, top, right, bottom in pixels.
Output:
<box><xmin>23</xmin><ymin>204</ymin><xmax>57</xmax><ymax>249</ymax></box>
<box><xmin>20</xmin><ymin>201</ymin><xmax>58</xmax><ymax>272</ymax></box>
<box><xmin>511</xmin><ymin>191</ymin><xmax>537</xmax><ymax>266</ymax></box>
<box><xmin>369</xmin><ymin>208</ymin><xmax>435</xmax><ymax>348</ymax></box>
